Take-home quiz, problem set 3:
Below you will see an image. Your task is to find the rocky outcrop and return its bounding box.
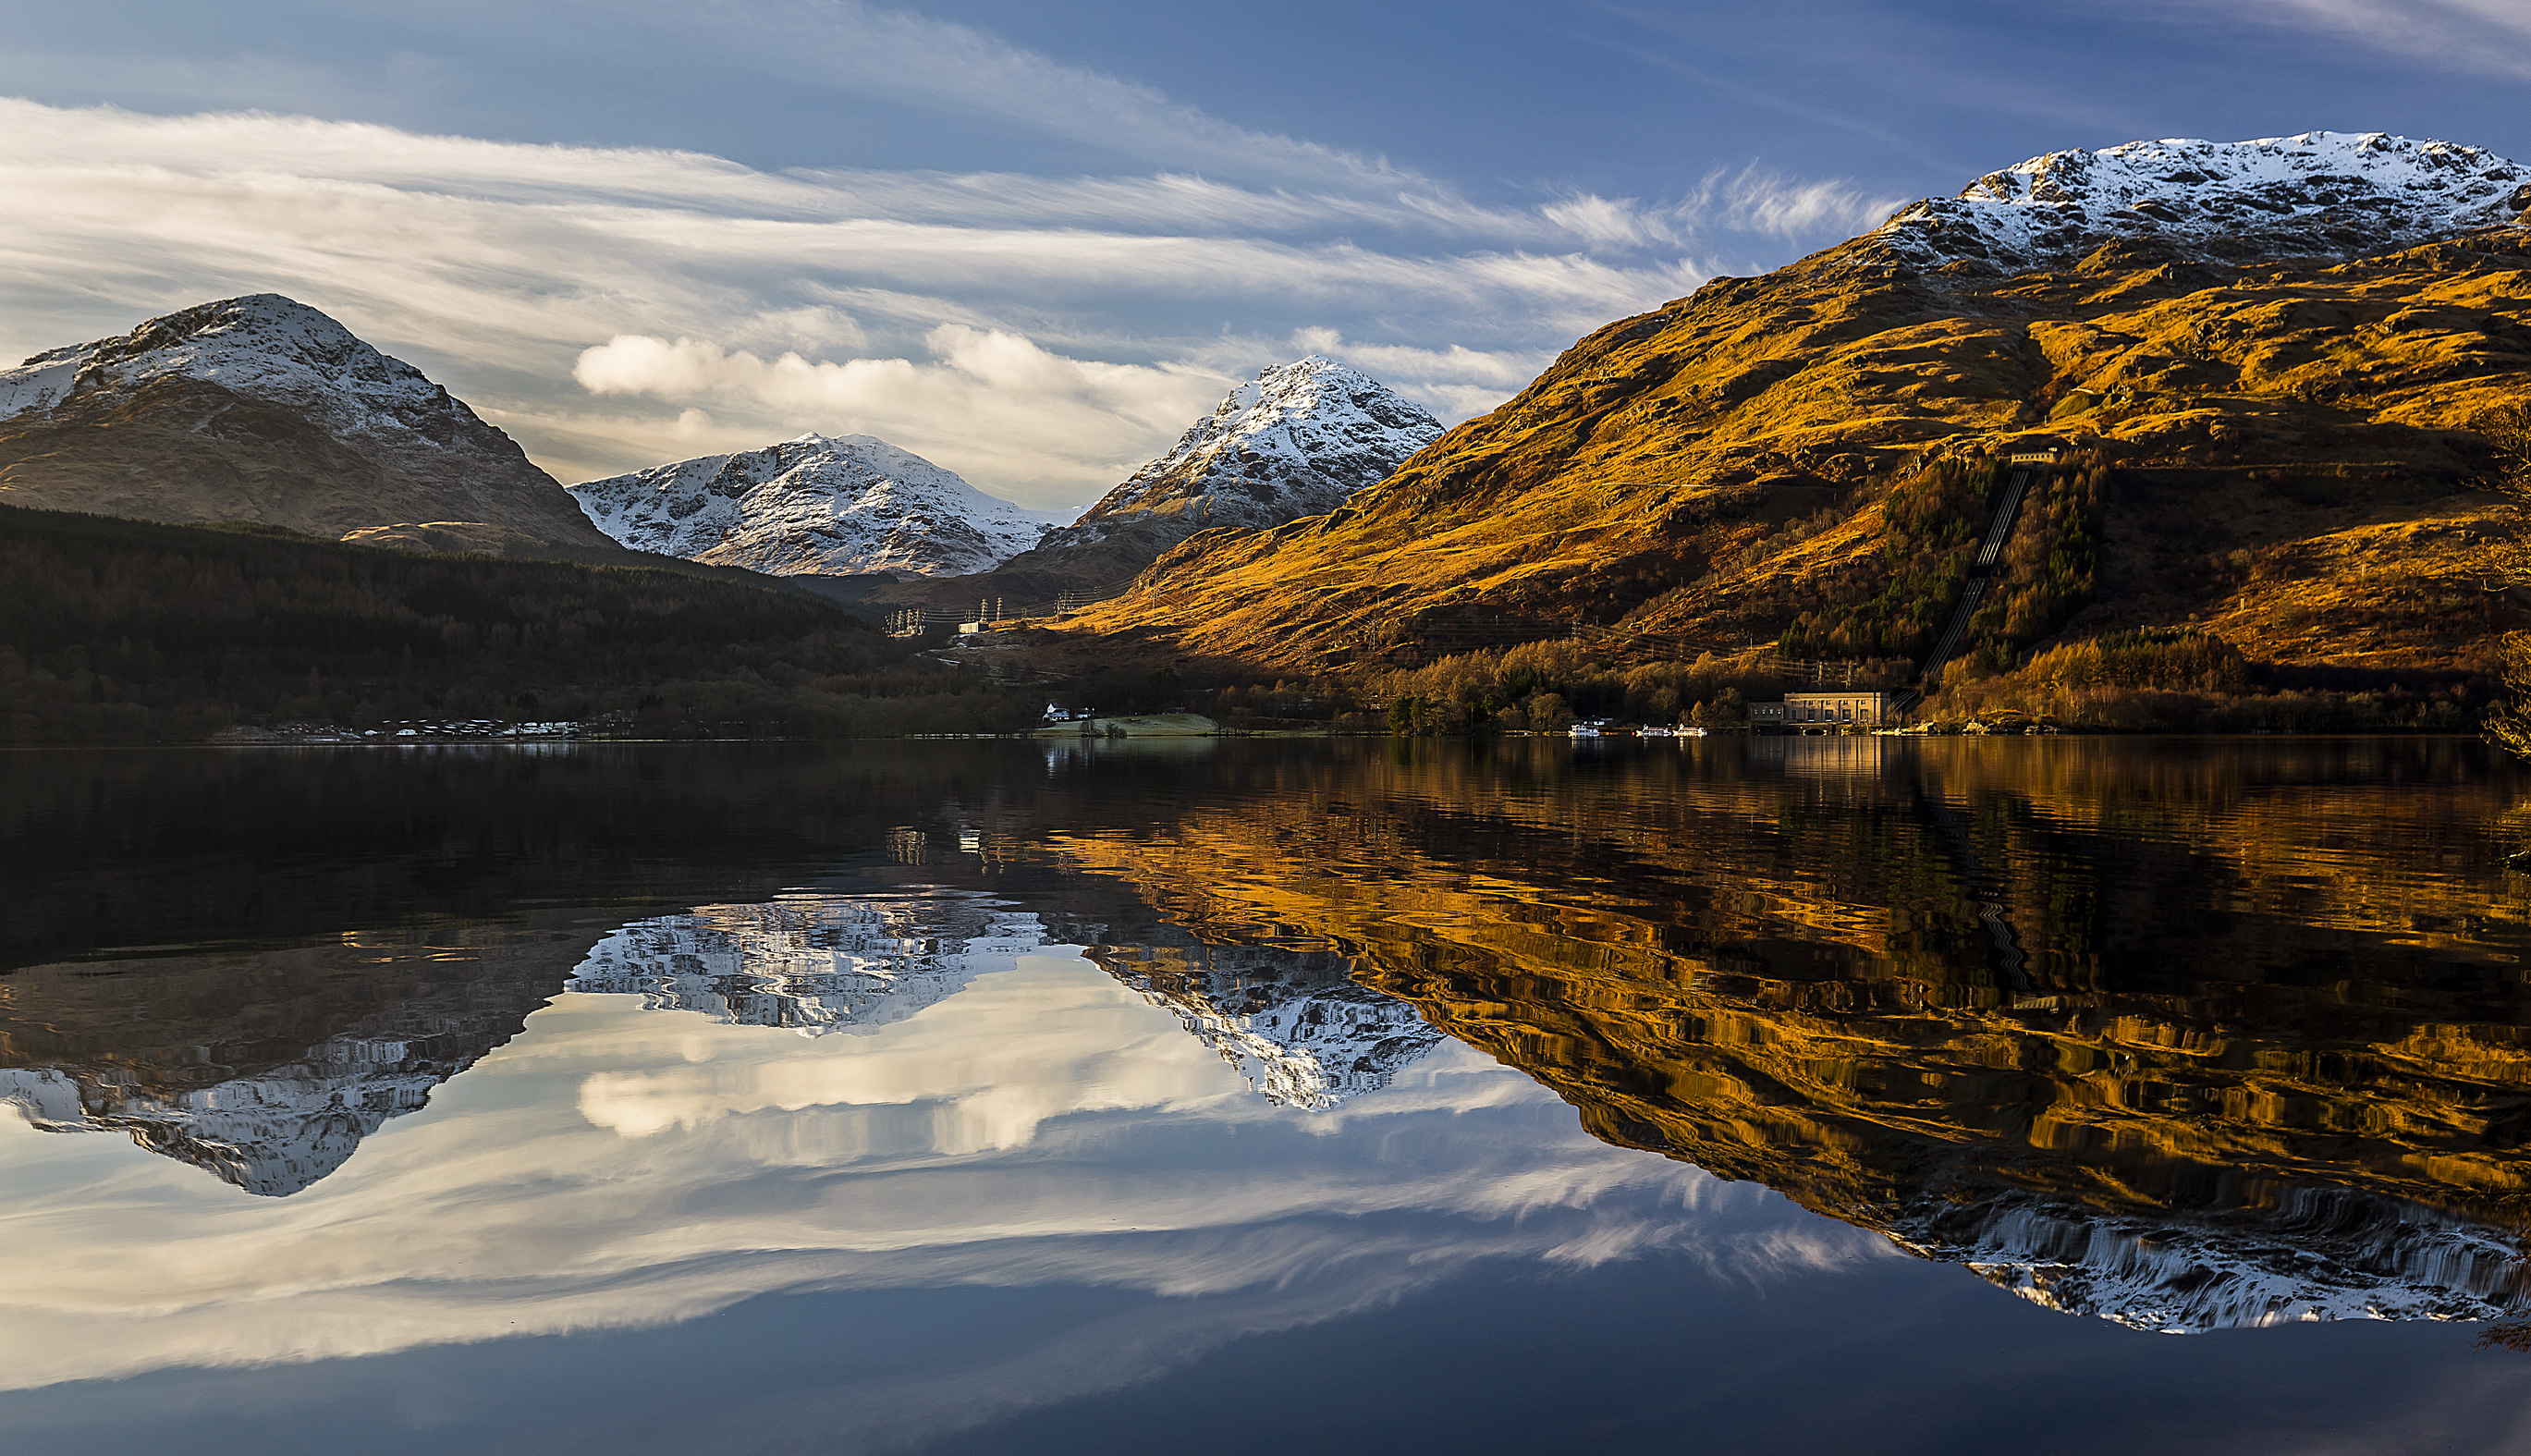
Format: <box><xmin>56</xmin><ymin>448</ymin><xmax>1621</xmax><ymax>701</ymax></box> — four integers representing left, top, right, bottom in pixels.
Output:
<box><xmin>0</xmin><ymin>295</ymin><xmax>615</xmax><ymax>552</ymax></box>
<box><xmin>568</xmin><ymin>434</ymin><xmax>1045</xmax><ymax>578</ymax></box>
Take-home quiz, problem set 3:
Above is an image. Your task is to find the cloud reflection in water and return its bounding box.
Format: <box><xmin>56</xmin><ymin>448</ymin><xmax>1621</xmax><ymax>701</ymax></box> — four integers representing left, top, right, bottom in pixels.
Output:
<box><xmin>0</xmin><ymin>936</ymin><xmax>1865</xmax><ymax>1410</ymax></box>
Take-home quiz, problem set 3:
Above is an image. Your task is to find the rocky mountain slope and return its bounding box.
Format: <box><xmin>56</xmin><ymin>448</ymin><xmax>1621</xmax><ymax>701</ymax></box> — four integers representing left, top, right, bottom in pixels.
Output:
<box><xmin>1069</xmin><ymin>133</ymin><xmax>2531</xmax><ymax>676</ymax></box>
<box><xmin>1879</xmin><ymin>131</ymin><xmax>2530</xmax><ymax>273</ymax></box>
<box><xmin>0</xmin><ymin>295</ymin><xmax>615</xmax><ymax>554</ymax></box>
<box><xmin>569</xmin><ymin>434</ymin><xmax>1045</xmax><ymax>578</ymax></box>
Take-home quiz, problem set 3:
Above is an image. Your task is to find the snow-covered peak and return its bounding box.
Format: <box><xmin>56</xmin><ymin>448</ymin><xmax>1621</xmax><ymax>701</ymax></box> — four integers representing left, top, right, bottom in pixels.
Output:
<box><xmin>1869</xmin><ymin>131</ymin><xmax>2531</xmax><ymax>274</ymax></box>
<box><xmin>568</xmin><ymin>433</ymin><xmax>1045</xmax><ymax>577</ymax></box>
<box><xmin>0</xmin><ymin>293</ymin><xmax>468</xmax><ymax>442</ymax></box>
<box><xmin>1049</xmin><ymin>356</ymin><xmax>1443</xmax><ymax>546</ymax></box>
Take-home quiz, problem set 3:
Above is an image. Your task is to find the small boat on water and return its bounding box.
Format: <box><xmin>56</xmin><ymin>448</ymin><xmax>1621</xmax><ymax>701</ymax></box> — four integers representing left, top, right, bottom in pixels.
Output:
<box><xmin>1569</xmin><ymin>719</ymin><xmax>1608</xmax><ymax>738</ymax></box>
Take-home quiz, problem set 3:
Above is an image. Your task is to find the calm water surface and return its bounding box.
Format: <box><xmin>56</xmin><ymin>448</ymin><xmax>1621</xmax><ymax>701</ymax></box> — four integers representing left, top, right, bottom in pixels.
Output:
<box><xmin>6</xmin><ymin>737</ymin><xmax>2531</xmax><ymax>1453</ymax></box>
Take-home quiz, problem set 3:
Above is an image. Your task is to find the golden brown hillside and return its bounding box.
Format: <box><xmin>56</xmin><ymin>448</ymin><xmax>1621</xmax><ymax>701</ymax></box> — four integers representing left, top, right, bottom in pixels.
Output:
<box><xmin>1068</xmin><ymin>227</ymin><xmax>2531</xmax><ymax>677</ymax></box>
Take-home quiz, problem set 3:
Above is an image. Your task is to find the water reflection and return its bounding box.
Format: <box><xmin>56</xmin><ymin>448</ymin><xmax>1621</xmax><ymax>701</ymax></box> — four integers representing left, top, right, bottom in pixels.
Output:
<box><xmin>3</xmin><ymin>735</ymin><xmax>2531</xmax><ymax>1442</ymax></box>
<box><xmin>564</xmin><ymin>890</ymin><xmax>1038</xmax><ymax>1036</ymax></box>
<box><xmin>0</xmin><ymin>957</ymin><xmax>1796</xmax><ymax>1414</ymax></box>
<box><xmin>0</xmin><ymin>936</ymin><xmax>571</xmax><ymax>1195</ymax></box>
<box><xmin>1041</xmin><ymin>735</ymin><xmax>2531</xmax><ymax>1331</ymax></box>
<box><xmin>1094</xmin><ymin>945</ymin><xmax>1444</xmax><ymax>1108</ymax></box>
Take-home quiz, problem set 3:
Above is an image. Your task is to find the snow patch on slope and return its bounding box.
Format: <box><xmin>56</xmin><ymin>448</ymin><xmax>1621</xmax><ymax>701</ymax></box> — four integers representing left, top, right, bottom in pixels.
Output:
<box><xmin>1042</xmin><ymin>356</ymin><xmax>1443</xmax><ymax>552</ymax></box>
<box><xmin>568</xmin><ymin>434</ymin><xmax>1045</xmax><ymax>577</ymax></box>
<box><xmin>1871</xmin><ymin>131</ymin><xmax>2531</xmax><ymax>274</ymax></box>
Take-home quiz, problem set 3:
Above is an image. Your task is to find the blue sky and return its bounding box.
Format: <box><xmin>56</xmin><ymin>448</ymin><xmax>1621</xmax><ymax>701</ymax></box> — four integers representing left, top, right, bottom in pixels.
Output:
<box><xmin>3</xmin><ymin>0</ymin><xmax>2526</xmax><ymax>506</ymax></box>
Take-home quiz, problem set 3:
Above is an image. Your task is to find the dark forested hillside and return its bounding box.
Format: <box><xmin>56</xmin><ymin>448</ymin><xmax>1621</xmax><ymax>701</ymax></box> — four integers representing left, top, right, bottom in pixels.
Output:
<box><xmin>0</xmin><ymin>506</ymin><xmax>1030</xmax><ymax>742</ymax></box>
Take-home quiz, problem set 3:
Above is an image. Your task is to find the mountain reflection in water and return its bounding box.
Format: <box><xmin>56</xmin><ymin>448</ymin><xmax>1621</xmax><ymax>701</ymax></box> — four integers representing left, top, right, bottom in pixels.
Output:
<box><xmin>0</xmin><ymin>890</ymin><xmax>1449</xmax><ymax>1196</ymax></box>
<box><xmin>4</xmin><ymin>735</ymin><xmax>2531</xmax><ymax>1439</ymax></box>
<box><xmin>566</xmin><ymin>890</ymin><xmax>1442</xmax><ymax>1107</ymax></box>
<box><xmin>1040</xmin><ymin>735</ymin><xmax>2531</xmax><ymax>1332</ymax></box>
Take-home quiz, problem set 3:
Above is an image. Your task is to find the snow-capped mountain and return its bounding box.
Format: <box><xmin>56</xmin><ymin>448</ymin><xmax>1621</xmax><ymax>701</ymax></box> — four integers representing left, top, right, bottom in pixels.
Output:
<box><xmin>1093</xmin><ymin>943</ymin><xmax>1442</xmax><ymax>1109</ymax></box>
<box><xmin>1023</xmin><ymin>357</ymin><xmax>1443</xmax><ymax>570</ymax></box>
<box><xmin>6</xmin><ymin>293</ymin><xmax>450</xmax><ymax>439</ymax></box>
<box><xmin>1890</xmin><ymin>1185</ymin><xmax>2531</xmax><ymax>1333</ymax></box>
<box><xmin>1870</xmin><ymin>131</ymin><xmax>2531</xmax><ymax>274</ymax></box>
<box><xmin>0</xmin><ymin>294</ymin><xmax>611</xmax><ymax>548</ymax></box>
<box><xmin>566</xmin><ymin>891</ymin><xmax>1047</xmax><ymax>1034</ymax></box>
<box><xmin>568</xmin><ymin>434</ymin><xmax>1045</xmax><ymax>578</ymax></box>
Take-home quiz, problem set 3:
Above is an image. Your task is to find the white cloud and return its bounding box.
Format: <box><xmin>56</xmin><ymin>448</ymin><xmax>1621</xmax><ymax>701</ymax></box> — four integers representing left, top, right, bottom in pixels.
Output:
<box><xmin>574</xmin><ymin>327</ymin><xmax>1230</xmax><ymax>496</ymax></box>
<box><xmin>0</xmin><ymin>94</ymin><xmax>1886</xmax><ymax>508</ymax></box>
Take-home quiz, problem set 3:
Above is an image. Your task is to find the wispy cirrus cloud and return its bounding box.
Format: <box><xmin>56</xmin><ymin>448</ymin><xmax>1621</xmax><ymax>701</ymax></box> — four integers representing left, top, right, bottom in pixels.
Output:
<box><xmin>672</xmin><ymin>0</ymin><xmax>1421</xmax><ymax>192</ymax></box>
<box><xmin>2121</xmin><ymin>0</ymin><xmax>2531</xmax><ymax>80</ymax></box>
<box><xmin>1542</xmin><ymin>165</ymin><xmax>1910</xmax><ymax>250</ymax></box>
<box><xmin>0</xmin><ymin>85</ymin><xmax>1886</xmax><ymax>508</ymax></box>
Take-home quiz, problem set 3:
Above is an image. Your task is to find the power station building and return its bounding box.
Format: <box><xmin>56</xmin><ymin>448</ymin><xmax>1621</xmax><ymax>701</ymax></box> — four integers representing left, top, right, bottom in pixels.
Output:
<box><xmin>1751</xmin><ymin>691</ymin><xmax>1901</xmax><ymax>730</ymax></box>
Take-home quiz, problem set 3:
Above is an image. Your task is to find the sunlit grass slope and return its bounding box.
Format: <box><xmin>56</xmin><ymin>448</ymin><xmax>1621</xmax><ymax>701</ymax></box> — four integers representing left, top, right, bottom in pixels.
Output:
<box><xmin>1070</xmin><ymin>229</ymin><xmax>2531</xmax><ymax>677</ymax></box>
